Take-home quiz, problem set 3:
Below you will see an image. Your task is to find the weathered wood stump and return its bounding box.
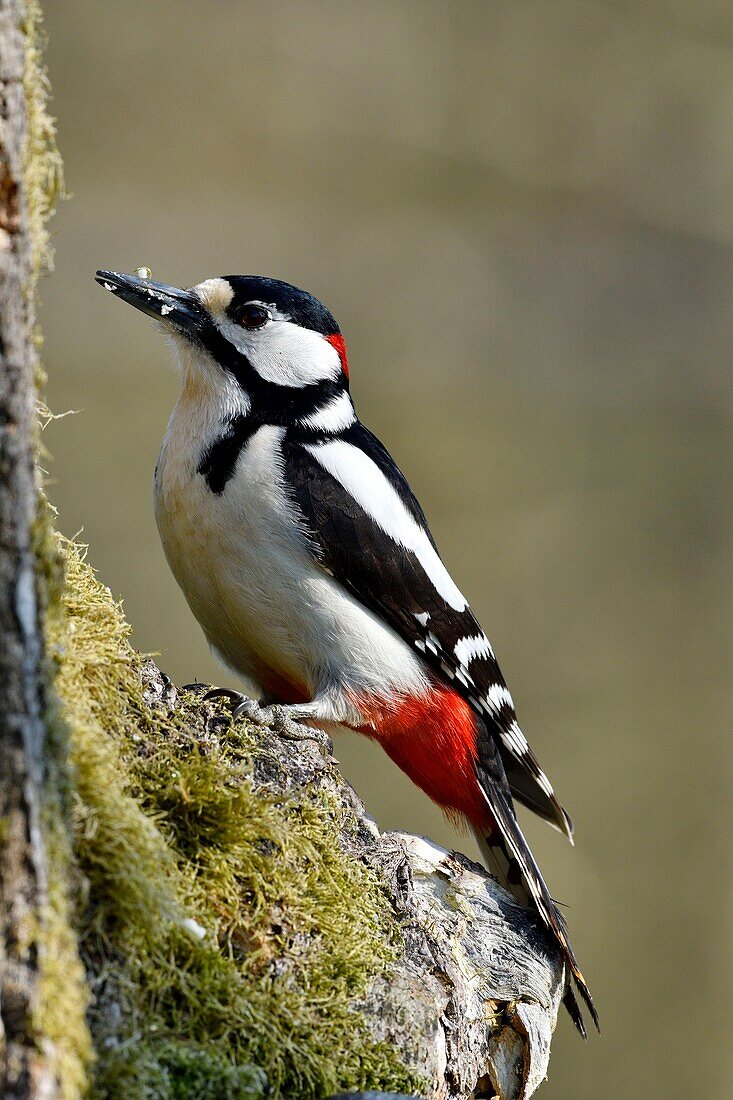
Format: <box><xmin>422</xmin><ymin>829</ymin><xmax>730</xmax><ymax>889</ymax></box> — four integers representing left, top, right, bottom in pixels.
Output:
<box><xmin>145</xmin><ymin>667</ymin><xmax>564</xmax><ymax>1100</ymax></box>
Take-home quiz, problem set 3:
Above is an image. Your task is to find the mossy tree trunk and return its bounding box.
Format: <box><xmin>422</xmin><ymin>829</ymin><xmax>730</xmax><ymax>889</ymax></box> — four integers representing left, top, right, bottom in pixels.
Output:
<box><xmin>0</xmin><ymin>2</ymin><xmax>53</xmax><ymax>1096</ymax></box>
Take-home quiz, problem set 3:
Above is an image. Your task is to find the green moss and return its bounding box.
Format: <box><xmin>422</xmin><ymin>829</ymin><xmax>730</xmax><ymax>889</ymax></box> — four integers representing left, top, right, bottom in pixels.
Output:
<box><xmin>48</xmin><ymin>538</ymin><xmax>421</xmax><ymax>1099</ymax></box>
<box><xmin>33</xmin><ymin>542</ymin><xmax>91</xmax><ymax>1100</ymax></box>
<box><xmin>22</xmin><ymin>0</ymin><xmax>64</xmax><ymax>291</ymax></box>
<box><xmin>35</xmin><ymin>802</ymin><xmax>94</xmax><ymax>1099</ymax></box>
<box><xmin>99</xmin><ymin>1040</ymin><xmax>266</xmax><ymax>1100</ymax></box>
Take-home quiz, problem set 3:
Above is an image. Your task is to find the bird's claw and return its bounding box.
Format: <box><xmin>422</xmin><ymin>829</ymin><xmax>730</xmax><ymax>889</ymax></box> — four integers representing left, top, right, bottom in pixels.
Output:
<box><xmin>232</xmin><ymin>697</ymin><xmax>266</xmax><ymax>722</ymax></box>
<box><xmin>202</xmin><ymin>687</ymin><xmax>246</xmax><ymax>706</ymax></box>
<box><xmin>204</xmin><ymin>687</ymin><xmax>266</xmax><ymax>723</ymax></box>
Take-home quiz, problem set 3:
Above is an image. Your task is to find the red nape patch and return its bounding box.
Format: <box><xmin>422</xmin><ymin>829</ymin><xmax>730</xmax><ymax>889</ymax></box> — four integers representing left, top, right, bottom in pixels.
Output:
<box><xmin>326</xmin><ymin>332</ymin><xmax>349</xmax><ymax>378</ymax></box>
<box><xmin>354</xmin><ymin>683</ymin><xmax>493</xmax><ymax>832</ymax></box>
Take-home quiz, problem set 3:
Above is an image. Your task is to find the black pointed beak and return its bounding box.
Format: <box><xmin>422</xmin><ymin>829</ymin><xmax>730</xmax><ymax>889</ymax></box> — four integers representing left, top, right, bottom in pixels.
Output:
<box><xmin>95</xmin><ymin>269</ymin><xmax>205</xmax><ymax>336</ymax></box>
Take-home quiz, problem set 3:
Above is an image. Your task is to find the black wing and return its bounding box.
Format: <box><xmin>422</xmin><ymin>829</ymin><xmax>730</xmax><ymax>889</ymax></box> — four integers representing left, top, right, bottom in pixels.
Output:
<box><xmin>281</xmin><ymin>422</ymin><xmax>571</xmax><ymax>839</ymax></box>
<box><xmin>282</xmin><ymin>422</ymin><xmax>598</xmax><ymax>1033</ymax></box>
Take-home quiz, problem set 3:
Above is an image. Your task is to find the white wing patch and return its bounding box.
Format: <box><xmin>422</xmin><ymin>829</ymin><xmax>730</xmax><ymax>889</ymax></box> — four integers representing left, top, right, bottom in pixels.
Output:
<box><xmin>304</xmin><ymin>439</ymin><xmax>468</xmax><ymax>611</ymax></box>
<box><xmin>486</xmin><ymin>683</ymin><xmax>514</xmax><ymax>711</ymax></box>
<box><xmin>454</xmin><ymin>632</ymin><xmax>494</xmax><ymax>666</ymax></box>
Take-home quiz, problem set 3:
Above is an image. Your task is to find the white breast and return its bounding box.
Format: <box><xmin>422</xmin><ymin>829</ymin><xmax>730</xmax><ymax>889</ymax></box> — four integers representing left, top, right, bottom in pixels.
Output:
<box><xmin>155</xmin><ymin>401</ymin><xmax>429</xmax><ymax>705</ymax></box>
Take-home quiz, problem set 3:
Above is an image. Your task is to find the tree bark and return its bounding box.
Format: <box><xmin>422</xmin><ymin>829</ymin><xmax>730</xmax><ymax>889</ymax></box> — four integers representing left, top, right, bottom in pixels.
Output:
<box><xmin>0</xmin><ymin>2</ymin><xmax>54</xmax><ymax>1096</ymax></box>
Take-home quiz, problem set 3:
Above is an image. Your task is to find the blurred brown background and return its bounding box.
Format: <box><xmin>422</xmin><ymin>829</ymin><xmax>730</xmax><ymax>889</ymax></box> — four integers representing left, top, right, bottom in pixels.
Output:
<box><xmin>40</xmin><ymin>2</ymin><xmax>732</xmax><ymax>1097</ymax></box>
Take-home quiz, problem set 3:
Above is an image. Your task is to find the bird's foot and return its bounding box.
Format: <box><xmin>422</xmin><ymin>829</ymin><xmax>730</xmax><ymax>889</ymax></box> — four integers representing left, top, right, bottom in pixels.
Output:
<box><xmin>202</xmin><ymin>688</ymin><xmax>331</xmax><ymax>751</ymax></box>
<box><xmin>262</xmin><ymin>705</ymin><xmax>332</xmax><ymax>752</ymax></box>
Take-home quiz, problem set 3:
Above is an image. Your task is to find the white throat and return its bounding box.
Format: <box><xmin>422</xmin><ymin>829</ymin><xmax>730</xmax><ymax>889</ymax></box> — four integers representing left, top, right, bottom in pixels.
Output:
<box><xmin>165</xmin><ymin>331</ymin><xmax>251</xmax><ymax>424</ymax></box>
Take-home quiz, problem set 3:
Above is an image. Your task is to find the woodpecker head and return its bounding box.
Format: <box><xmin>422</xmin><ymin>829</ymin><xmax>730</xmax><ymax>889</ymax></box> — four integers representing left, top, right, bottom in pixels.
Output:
<box><xmin>95</xmin><ymin>270</ymin><xmax>351</xmax><ymax>427</ymax></box>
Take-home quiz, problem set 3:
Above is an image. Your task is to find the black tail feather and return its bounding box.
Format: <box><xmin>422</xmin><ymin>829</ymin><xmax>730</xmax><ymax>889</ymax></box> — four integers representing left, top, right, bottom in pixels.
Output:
<box><xmin>473</xmin><ymin>724</ymin><xmax>599</xmax><ymax>1036</ymax></box>
<box><xmin>562</xmin><ymin>986</ymin><xmax>587</xmax><ymax>1039</ymax></box>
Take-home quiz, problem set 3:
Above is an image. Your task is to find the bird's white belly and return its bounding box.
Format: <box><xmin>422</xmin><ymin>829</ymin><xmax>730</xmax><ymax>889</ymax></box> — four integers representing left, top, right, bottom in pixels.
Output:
<box><xmin>154</xmin><ymin>419</ymin><xmax>428</xmax><ymax>704</ymax></box>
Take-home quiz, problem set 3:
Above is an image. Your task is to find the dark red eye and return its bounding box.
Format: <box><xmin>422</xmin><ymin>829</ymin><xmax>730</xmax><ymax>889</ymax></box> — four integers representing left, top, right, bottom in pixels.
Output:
<box><xmin>240</xmin><ymin>303</ymin><xmax>270</xmax><ymax>330</ymax></box>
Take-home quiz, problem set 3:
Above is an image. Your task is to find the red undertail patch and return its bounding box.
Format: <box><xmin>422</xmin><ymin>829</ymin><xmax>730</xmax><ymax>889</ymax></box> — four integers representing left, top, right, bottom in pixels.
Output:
<box><xmin>354</xmin><ymin>682</ymin><xmax>492</xmax><ymax>831</ymax></box>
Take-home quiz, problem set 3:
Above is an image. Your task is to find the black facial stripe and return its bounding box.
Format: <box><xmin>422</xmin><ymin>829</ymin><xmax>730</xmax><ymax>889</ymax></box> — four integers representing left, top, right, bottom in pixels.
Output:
<box><xmin>221</xmin><ymin>276</ymin><xmax>339</xmax><ymax>336</ymax></box>
<box><xmin>197</xmin><ymin>416</ymin><xmax>259</xmax><ymax>494</ymax></box>
<box><xmin>198</xmin><ymin>323</ymin><xmax>348</xmax><ymax>425</ymax></box>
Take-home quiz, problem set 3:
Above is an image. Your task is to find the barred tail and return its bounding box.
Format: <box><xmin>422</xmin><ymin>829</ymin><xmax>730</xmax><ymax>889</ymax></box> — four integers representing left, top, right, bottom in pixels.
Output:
<box><xmin>474</xmin><ymin>784</ymin><xmax>599</xmax><ymax>1037</ymax></box>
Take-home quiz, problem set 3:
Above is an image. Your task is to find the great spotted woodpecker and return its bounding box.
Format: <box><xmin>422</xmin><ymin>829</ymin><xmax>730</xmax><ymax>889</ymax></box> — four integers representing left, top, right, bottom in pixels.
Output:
<box><xmin>95</xmin><ymin>269</ymin><xmax>598</xmax><ymax>1035</ymax></box>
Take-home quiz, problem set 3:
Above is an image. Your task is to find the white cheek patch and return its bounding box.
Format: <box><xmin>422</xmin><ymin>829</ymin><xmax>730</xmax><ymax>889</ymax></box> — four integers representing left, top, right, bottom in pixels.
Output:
<box><xmin>193</xmin><ymin>278</ymin><xmax>234</xmax><ymax>315</ymax></box>
<box><xmin>305</xmin><ymin>439</ymin><xmax>468</xmax><ymax>612</ymax></box>
<box><xmin>215</xmin><ymin>316</ymin><xmax>342</xmax><ymax>388</ymax></box>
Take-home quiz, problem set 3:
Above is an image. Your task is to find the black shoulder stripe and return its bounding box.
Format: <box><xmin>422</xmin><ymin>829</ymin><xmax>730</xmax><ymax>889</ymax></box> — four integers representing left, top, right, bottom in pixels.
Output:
<box><xmin>279</xmin><ymin>431</ymin><xmax>462</xmax><ymax>640</ymax></box>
